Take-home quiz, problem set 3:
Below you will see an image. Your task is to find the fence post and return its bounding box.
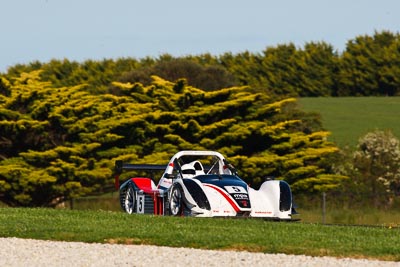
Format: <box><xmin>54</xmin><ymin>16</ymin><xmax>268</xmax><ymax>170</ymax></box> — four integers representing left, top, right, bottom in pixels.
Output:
<box><xmin>322</xmin><ymin>192</ymin><xmax>326</xmax><ymax>224</ymax></box>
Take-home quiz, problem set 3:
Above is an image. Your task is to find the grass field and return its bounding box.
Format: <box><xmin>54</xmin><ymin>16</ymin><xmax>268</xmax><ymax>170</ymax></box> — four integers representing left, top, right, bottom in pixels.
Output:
<box><xmin>297</xmin><ymin>97</ymin><xmax>400</xmax><ymax>148</ymax></box>
<box><xmin>0</xmin><ymin>207</ymin><xmax>399</xmax><ymax>261</ymax></box>
<box><xmin>67</xmin><ymin>194</ymin><xmax>400</xmax><ymax>226</ymax></box>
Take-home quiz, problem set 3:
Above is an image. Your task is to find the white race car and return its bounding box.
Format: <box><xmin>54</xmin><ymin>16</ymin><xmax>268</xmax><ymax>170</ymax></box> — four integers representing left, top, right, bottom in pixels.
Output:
<box><xmin>114</xmin><ymin>150</ymin><xmax>296</xmax><ymax>220</ymax></box>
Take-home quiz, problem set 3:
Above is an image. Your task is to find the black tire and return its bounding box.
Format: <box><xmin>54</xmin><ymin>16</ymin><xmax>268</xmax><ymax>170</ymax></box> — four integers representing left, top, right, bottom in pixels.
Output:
<box><xmin>122</xmin><ymin>184</ymin><xmax>136</xmax><ymax>214</ymax></box>
<box><xmin>169</xmin><ymin>184</ymin><xmax>184</xmax><ymax>216</ymax></box>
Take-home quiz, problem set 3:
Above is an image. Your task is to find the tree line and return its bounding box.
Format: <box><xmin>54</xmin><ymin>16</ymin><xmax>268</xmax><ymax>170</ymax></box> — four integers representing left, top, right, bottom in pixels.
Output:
<box><xmin>3</xmin><ymin>31</ymin><xmax>400</xmax><ymax>98</ymax></box>
<box><xmin>0</xmin><ymin>71</ymin><xmax>345</xmax><ymax>206</ymax></box>
<box><xmin>1</xmin><ymin>31</ymin><xmax>400</xmax><ymax>207</ymax></box>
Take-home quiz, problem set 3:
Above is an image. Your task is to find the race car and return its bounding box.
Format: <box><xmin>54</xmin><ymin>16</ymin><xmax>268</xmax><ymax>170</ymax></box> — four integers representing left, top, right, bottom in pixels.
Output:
<box><xmin>114</xmin><ymin>150</ymin><xmax>295</xmax><ymax>220</ymax></box>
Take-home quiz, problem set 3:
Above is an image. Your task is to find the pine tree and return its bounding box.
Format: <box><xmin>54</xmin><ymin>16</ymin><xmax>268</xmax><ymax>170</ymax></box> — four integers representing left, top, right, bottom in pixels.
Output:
<box><xmin>0</xmin><ymin>72</ymin><xmax>342</xmax><ymax>206</ymax></box>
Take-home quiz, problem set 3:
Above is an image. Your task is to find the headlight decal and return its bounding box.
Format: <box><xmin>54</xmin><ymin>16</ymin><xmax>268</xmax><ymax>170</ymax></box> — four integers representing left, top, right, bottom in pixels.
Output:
<box><xmin>183</xmin><ymin>179</ymin><xmax>211</xmax><ymax>210</ymax></box>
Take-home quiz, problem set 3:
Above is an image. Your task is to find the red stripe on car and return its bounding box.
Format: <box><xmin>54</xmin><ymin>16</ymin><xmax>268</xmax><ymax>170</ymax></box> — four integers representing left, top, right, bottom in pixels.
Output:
<box><xmin>204</xmin><ymin>184</ymin><xmax>240</xmax><ymax>212</ymax></box>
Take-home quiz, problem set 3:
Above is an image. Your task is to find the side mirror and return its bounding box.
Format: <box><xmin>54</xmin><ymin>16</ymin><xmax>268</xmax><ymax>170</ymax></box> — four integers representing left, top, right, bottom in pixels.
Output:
<box><xmin>164</xmin><ymin>173</ymin><xmax>175</xmax><ymax>179</ymax></box>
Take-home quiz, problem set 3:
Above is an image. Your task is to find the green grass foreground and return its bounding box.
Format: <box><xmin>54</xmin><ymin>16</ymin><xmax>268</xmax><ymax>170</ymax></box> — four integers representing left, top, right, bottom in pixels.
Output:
<box><xmin>0</xmin><ymin>208</ymin><xmax>399</xmax><ymax>261</ymax></box>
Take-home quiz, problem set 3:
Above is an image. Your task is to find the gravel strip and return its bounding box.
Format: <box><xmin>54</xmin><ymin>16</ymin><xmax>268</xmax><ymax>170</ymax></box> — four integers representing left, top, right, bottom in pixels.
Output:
<box><xmin>0</xmin><ymin>237</ymin><xmax>398</xmax><ymax>267</ymax></box>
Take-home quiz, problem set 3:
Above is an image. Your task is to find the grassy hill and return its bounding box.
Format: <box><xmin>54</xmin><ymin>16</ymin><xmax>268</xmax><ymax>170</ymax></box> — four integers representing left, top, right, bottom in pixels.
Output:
<box><xmin>298</xmin><ymin>97</ymin><xmax>400</xmax><ymax>148</ymax></box>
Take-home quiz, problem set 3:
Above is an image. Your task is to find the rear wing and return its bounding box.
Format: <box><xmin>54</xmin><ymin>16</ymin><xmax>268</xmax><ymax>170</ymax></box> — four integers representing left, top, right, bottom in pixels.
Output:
<box><xmin>114</xmin><ymin>160</ymin><xmax>166</xmax><ymax>190</ymax></box>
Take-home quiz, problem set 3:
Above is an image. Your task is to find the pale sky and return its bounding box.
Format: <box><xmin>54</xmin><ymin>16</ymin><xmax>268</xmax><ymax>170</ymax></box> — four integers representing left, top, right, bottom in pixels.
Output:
<box><xmin>1</xmin><ymin>0</ymin><xmax>399</xmax><ymax>72</ymax></box>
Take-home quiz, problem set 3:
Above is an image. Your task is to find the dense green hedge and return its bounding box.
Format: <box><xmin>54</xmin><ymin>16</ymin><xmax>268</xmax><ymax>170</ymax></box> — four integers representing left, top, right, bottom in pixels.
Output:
<box><xmin>0</xmin><ymin>71</ymin><xmax>344</xmax><ymax>206</ymax></box>
<box><xmin>3</xmin><ymin>31</ymin><xmax>400</xmax><ymax>97</ymax></box>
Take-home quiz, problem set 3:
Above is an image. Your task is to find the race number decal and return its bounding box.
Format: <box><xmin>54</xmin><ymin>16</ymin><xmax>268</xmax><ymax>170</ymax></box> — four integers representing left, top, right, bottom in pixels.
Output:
<box><xmin>137</xmin><ymin>194</ymin><xmax>145</xmax><ymax>214</ymax></box>
<box><xmin>224</xmin><ymin>185</ymin><xmax>247</xmax><ymax>194</ymax></box>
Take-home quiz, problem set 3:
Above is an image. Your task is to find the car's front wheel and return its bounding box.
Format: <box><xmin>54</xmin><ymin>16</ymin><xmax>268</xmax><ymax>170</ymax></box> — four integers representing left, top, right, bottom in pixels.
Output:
<box><xmin>169</xmin><ymin>184</ymin><xmax>183</xmax><ymax>216</ymax></box>
<box><xmin>123</xmin><ymin>184</ymin><xmax>136</xmax><ymax>214</ymax></box>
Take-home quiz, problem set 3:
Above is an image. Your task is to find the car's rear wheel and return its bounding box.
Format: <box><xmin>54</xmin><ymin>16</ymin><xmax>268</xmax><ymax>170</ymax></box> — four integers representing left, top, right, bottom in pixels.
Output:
<box><xmin>169</xmin><ymin>184</ymin><xmax>183</xmax><ymax>216</ymax></box>
<box><xmin>123</xmin><ymin>184</ymin><xmax>136</xmax><ymax>214</ymax></box>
